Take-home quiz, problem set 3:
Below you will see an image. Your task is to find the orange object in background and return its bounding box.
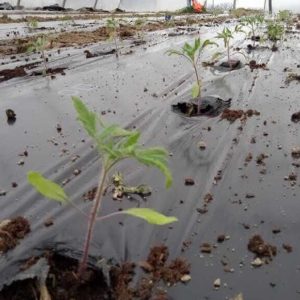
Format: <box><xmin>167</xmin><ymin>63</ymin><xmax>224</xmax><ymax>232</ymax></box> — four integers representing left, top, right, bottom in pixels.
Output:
<box><xmin>192</xmin><ymin>0</ymin><xmax>203</xmax><ymax>12</ymax></box>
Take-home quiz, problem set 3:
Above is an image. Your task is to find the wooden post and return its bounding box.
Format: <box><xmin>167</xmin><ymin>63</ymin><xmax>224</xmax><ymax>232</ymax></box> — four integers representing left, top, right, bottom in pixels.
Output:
<box><xmin>94</xmin><ymin>0</ymin><xmax>99</xmax><ymax>9</ymax></box>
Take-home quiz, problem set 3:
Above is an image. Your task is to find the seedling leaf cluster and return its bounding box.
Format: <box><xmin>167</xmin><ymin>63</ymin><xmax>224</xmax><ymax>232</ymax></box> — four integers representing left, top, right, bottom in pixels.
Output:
<box><xmin>28</xmin><ymin>97</ymin><xmax>177</xmax><ymax>278</ymax></box>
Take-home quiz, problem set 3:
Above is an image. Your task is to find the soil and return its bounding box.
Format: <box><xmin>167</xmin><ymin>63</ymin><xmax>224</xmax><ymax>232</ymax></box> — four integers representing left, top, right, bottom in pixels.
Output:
<box><xmin>0</xmin><ymin>66</ymin><xmax>27</xmax><ymax>82</ymax></box>
<box><xmin>285</xmin><ymin>73</ymin><xmax>300</xmax><ymax>84</ymax></box>
<box><xmin>220</xmin><ymin>108</ymin><xmax>260</xmax><ymax>123</ymax></box>
<box><xmin>172</xmin><ymin>96</ymin><xmax>231</xmax><ymax>117</ymax></box>
<box><xmin>0</xmin><ymin>245</ymin><xmax>190</xmax><ymax>300</ymax></box>
<box><xmin>251</xmin><ymin>36</ymin><xmax>261</xmax><ymax>41</ymax></box>
<box><xmin>0</xmin><ymin>216</ymin><xmax>30</xmax><ymax>253</ymax></box>
<box><xmin>6</xmin><ymin>109</ymin><xmax>16</xmax><ymax>124</ymax></box>
<box><xmin>291</xmin><ymin>111</ymin><xmax>300</xmax><ymax>123</ymax></box>
<box><xmin>248</xmin><ymin>60</ymin><xmax>268</xmax><ymax>72</ymax></box>
<box><xmin>32</xmin><ymin>67</ymin><xmax>66</xmax><ymax>76</ymax></box>
<box><xmin>220</xmin><ymin>59</ymin><xmax>240</xmax><ymax>70</ymax></box>
<box><xmin>248</xmin><ymin>235</ymin><xmax>277</xmax><ymax>259</ymax></box>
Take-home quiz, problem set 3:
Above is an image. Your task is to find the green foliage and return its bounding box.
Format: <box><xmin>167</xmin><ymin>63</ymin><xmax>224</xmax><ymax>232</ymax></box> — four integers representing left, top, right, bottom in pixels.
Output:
<box><xmin>267</xmin><ymin>21</ymin><xmax>284</xmax><ymax>42</ymax></box>
<box><xmin>28</xmin><ymin>97</ymin><xmax>176</xmax><ymax>276</ymax></box>
<box><xmin>27</xmin><ymin>172</ymin><xmax>68</xmax><ymax>203</ymax></box>
<box><xmin>277</xmin><ymin>10</ymin><xmax>292</xmax><ymax>24</ymax></box>
<box><xmin>72</xmin><ymin>97</ymin><xmax>172</xmax><ymax>188</ymax></box>
<box><xmin>124</xmin><ymin>208</ymin><xmax>178</xmax><ymax>225</ymax></box>
<box><xmin>27</xmin><ymin>36</ymin><xmax>49</xmax><ymax>76</ymax></box>
<box><xmin>27</xmin><ymin>18</ymin><xmax>39</xmax><ymax>31</ymax></box>
<box><xmin>106</xmin><ymin>18</ymin><xmax>120</xmax><ymax>56</ymax></box>
<box><xmin>166</xmin><ymin>38</ymin><xmax>217</xmax><ymax>98</ymax></box>
<box><xmin>216</xmin><ymin>25</ymin><xmax>244</xmax><ymax>48</ymax></box>
<box><xmin>216</xmin><ymin>25</ymin><xmax>245</xmax><ymax>64</ymax></box>
<box><xmin>27</xmin><ymin>36</ymin><xmax>48</xmax><ymax>54</ymax></box>
<box><xmin>241</xmin><ymin>15</ymin><xmax>265</xmax><ymax>37</ymax></box>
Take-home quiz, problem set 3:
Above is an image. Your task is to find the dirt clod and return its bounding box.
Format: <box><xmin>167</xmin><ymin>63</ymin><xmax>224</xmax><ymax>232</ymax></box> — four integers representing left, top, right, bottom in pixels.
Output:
<box><xmin>0</xmin><ymin>216</ymin><xmax>30</xmax><ymax>253</ymax></box>
<box><xmin>248</xmin><ymin>235</ymin><xmax>277</xmax><ymax>259</ymax></box>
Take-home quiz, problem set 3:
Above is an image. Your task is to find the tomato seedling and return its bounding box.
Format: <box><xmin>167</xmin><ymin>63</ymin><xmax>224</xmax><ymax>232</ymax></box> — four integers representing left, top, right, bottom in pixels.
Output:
<box><xmin>28</xmin><ymin>97</ymin><xmax>177</xmax><ymax>278</ymax></box>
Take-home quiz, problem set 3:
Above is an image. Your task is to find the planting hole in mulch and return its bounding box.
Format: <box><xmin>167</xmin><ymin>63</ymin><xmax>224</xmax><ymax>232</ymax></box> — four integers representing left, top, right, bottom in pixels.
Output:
<box><xmin>172</xmin><ymin>96</ymin><xmax>231</xmax><ymax>117</ymax></box>
<box><xmin>0</xmin><ymin>244</ymin><xmax>190</xmax><ymax>300</ymax></box>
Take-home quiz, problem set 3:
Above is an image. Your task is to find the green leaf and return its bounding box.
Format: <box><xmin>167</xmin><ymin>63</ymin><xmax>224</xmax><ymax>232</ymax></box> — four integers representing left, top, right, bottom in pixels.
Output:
<box><xmin>72</xmin><ymin>96</ymin><xmax>98</xmax><ymax>138</ymax></box>
<box><xmin>134</xmin><ymin>147</ymin><xmax>173</xmax><ymax>188</ymax></box>
<box><xmin>27</xmin><ymin>171</ymin><xmax>68</xmax><ymax>203</ymax></box>
<box><xmin>124</xmin><ymin>208</ymin><xmax>178</xmax><ymax>225</ymax></box>
<box><xmin>191</xmin><ymin>82</ymin><xmax>200</xmax><ymax>99</ymax></box>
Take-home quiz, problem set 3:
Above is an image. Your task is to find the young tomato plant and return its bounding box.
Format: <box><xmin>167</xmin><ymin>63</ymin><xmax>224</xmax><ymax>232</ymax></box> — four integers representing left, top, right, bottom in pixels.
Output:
<box><xmin>216</xmin><ymin>25</ymin><xmax>245</xmax><ymax>68</ymax></box>
<box><xmin>28</xmin><ymin>97</ymin><xmax>177</xmax><ymax>278</ymax></box>
<box><xmin>242</xmin><ymin>15</ymin><xmax>265</xmax><ymax>45</ymax></box>
<box><xmin>26</xmin><ymin>18</ymin><xmax>39</xmax><ymax>32</ymax></box>
<box><xmin>27</xmin><ymin>35</ymin><xmax>49</xmax><ymax>76</ymax></box>
<box><xmin>106</xmin><ymin>18</ymin><xmax>120</xmax><ymax>57</ymax></box>
<box><xmin>135</xmin><ymin>18</ymin><xmax>146</xmax><ymax>40</ymax></box>
<box><xmin>166</xmin><ymin>38</ymin><xmax>217</xmax><ymax>100</ymax></box>
<box><xmin>267</xmin><ymin>21</ymin><xmax>284</xmax><ymax>49</ymax></box>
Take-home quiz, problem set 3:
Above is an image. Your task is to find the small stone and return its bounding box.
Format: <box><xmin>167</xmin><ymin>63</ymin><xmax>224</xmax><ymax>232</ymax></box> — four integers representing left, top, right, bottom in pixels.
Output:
<box><xmin>282</xmin><ymin>243</ymin><xmax>293</xmax><ymax>253</ymax></box>
<box><xmin>44</xmin><ymin>218</ymin><xmax>54</xmax><ymax>227</ymax></box>
<box><xmin>17</xmin><ymin>159</ymin><xmax>25</xmax><ymax>166</ymax></box>
<box><xmin>185</xmin><ymin>178</ymin><xmax>195</xmax><ymax>186</ymax></box>
<box><xmin>0</xmin><ymin>190</ymin><xmax>7</xmax><ymax>196</ymax></box>
<box><xmin>198</xmin><ymin>141</ymin><xmax>207</xmax><ymax>150</ymax></box>
<box><xmin>251</xmin><ymin>258</ymin><xmax>263</xmax><ymax>267</ymax></box>
<box><xmin>56</xmin><ymin>124</ymin><xmax>62</xmax><ymax>133</ymax></box>
<box><xmin>73</xmin><ymin>169</ymin><xmax>81</xmax><ymax>176</ymax></box>
<box><xmin>217</xmin><ymin>235</ymin><xmax>226</xmax><ymax>243</ymax></box>
<box><xmin>181</xmin><ymin>274</ymin><xmax>192</xmax><ymax>283</ymax></box>
<box><xmin>200</xmin><ymin>243</ymin><xmax>212</xmax><ymax>253</ymax></box>
<box><xmin>291</xmin><ymin>147</ymin><xmax>300</xmax><ymax>158</ymax></box>
<box><xmin>213</xmin><ymin>278</ymin><xmax>221</xmax><ymax>288</ymax></box>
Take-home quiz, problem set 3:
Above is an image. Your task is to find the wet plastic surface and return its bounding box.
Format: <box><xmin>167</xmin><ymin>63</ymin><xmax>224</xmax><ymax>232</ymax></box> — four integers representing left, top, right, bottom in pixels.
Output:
<box><xmin>1</xmin><ymin>20</ymin><xmax>300</xmax><ymax>299</ymax></box>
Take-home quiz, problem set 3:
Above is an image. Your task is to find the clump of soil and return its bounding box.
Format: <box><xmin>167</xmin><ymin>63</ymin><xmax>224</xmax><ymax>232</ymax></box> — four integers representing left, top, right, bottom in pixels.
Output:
<box><xmin>83</xmin><ymin>186</ymin><xmax>97</xmax><ymax>201</ymax></box>
<box><xmin>248</xmin><ymin>235</ymin><xmax>277</xmax><ymax>259</ymax></box>
<box><xmin>6</xmin><ymin>109</ymin><xmax>16</xmax><ymax>124</ymax></box>
<box><xmin>221</xmin><ymin>108</ymin><xmax>260</xmax><ymax>123</ymax></box>
<box><xmin>220</xmin><ymin>59</ymin><xmax>240</xmax><ymax>70</ymax></box>
<box><xmin>0</xmin><ymin>245</ymin><xmax>189</xmax><ymax>300</ymax></box>
<box><xmin>0</xmin><ymin>216</ymin><xmax>30</xmax><ymax>253</ymax></box>
<box><xmin>0</xmin><ymin>253</ymin><xmax>110</xmax><ymax>300</ymax></box>
<box><xmin>286</xmin><ymin>73</ymin><xmax>300</xmax><ymax>84</ymax></box>
<box><xmin>291</xmin><ymin>111</ymin><xmax>300</xmax><ymax>123</ymax></box>
<box><xmin>248</xmin><ymin>60</ymin><xmax>267</xmax><ymax>72</ymax></box>
<box><xmin>0</xmin><ymin>66</ymin><xmax>27</xmax><ymax>82</ymax></box>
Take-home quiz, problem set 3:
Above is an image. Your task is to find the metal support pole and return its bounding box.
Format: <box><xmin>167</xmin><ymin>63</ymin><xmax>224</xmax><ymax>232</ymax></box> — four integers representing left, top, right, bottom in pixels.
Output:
<box><xmin>233</xmin><ymin>0</ymin><xmax>237</xmax><ymax>10</ymax></box>
<box><xmin>17</xmin><ymin>0</ymin><xmax>21</xmax><ymax>6</ymax></box>
<box><xmin>94</xmin><ymin>0</ymin><xmax>99</xmax><ymax>9</ymax></box>
<box><xmin>268</xmin><ymin>0</ymin><xmax>272</xmax><ymax>14</ymax></box>
<box><xmin>62</xmin><ymin>0</ymin><xmax>67</xmax><ymax>8</ymax></box>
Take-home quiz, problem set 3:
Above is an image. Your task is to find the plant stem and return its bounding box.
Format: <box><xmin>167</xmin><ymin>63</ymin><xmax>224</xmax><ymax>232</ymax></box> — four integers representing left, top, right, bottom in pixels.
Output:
<box><xmin>193</xmin><ymin>62</ymin><xmax>201</xmax><ymax>114</ymax></box>
<box><xmin>42</xmin><ymin>50</ymin><xmax>47</xmax><ymax>77</ymax></box>
<box><xmin>227</xmin><ymin>42</ymin><xmax>232</xmax><ymax>69</ymax></box>
<box><xmin>77</xmin><ymin>167</ymin><xmax>107</xmax><ymax>277</ymax></box>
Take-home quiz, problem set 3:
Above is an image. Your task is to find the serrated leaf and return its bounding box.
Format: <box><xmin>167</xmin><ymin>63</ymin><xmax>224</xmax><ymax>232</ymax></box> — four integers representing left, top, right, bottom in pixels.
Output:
<box><xmin>124</xmin><ymin>208</ymin><xmax>178</xmax><ymax>225</ymax></box>
<box><xmin>27</xmin><ymin>171</ymin><xmax>68</xmax><ymax>203</ymax></box>
<box><xmin>191</xmin><ymin>83</ymin><xmax>200</xmax><ymax>98</ymax></box>
<box><xmin>134</xmin><ymin>147</ymin><xmax>173</xmax><ymax>188</ymax></box>
<box><xmin>72</xmin><ymin>96</ymin><xmax>98</xmax><ymax>138</ymax></box>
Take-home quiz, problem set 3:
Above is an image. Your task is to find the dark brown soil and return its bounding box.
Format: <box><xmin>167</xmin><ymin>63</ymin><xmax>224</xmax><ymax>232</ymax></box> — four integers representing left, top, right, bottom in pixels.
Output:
<box><xmin>221</xmin><ymin>108</ymin><xmax>260</xmax><ymax>123</ymax></box>
<box><xmin>220</xmin><ymin>59</ymin><xmax>240</xmax><ymax>69</ymax></box>
<box><xmin>248</xmin><ymin>235</ymin><xmax>277</xmax><ymax>258</ymax></box>
<box><xmin>0</xmin><ymin>216</ymin><xmax>30</xmax><ymax>253</ymax></box>
<box><xmin>0</xmin><ymin>245</ymin><xmax>190</xmax><ymax>300</ymax></box>
<box><xmin>291</xmin><ymin>111</ymin><xmax>300</xmax><ymax>123</ymax></box>
<box><xmin>0</xmin><ymin>66</ymin><xmax>27</xmax><ymax>82</ymax></box>
<box><xmin>286</xmin><ymin>73</ymin><xmax>300</xmax><ymax>84</ymax></box>
<box><xmin>0</xmin><ymin>253</ymin><xmax>110</xmax><ymax>300</ymax></box>
<box><xmin>248</xmin><ymin>60</ymin><xmax>267</xmax><ymax>72</ymax></box>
